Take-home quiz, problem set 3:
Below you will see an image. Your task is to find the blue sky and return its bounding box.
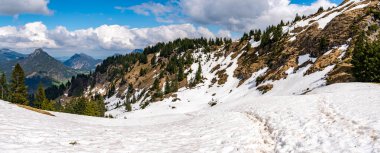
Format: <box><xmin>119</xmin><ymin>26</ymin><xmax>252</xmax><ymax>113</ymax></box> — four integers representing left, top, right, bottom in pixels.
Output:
<box><xmin>0</xmin><ymin>0</ymin><xmax>342</xmax><ymax>30</ymax></box>
<box><xmin>0</xmin><ymin>0</ymin><xmax>343</xmax><ymax>58</ymax></box>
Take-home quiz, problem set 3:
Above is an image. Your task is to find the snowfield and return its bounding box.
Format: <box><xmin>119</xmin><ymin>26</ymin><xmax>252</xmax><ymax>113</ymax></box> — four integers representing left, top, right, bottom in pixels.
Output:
<box><xmin>1</xmin><ymin>83</ymin><xmax>380</xmax><ymax>152</ymax></box>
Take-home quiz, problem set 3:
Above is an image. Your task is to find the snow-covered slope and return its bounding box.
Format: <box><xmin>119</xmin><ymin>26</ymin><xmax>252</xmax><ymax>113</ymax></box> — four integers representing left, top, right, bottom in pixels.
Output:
<box><xmin>1</xmin><ymin>83</ymin><xmax>380</xmax><ymax>152</ymax></box>
<box><xmin>99</xmin><ymin>0</ymin><xmax>375</xmax><ymax>117</ymax></box>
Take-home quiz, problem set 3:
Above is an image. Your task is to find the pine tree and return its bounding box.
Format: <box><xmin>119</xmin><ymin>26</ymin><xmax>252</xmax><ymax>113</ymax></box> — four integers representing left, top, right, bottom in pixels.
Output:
<box><xmin>254</xmin><ymin>29</ymin><xmax>261</xmax><ymax>42</ymax></box>
<box><xmin>294</xmin><ymin>13</ymin><xmax>302</xmax><ymax>22</ymax></box>
<box><xmin>317</xmin><ymin>7</ymin><xmax>324</xmax><ymax>13</ymax></box>
<box><xmin>34</xmin><ymin>83</ymin><xmax>47</xmax><ymax>109</ymax></box>
<box><xmin>164</xmin><ymin>78</ymin><xmax>171</xmax><ymax>94</ymax></box>
<box><xmin>195</xmin><ymin>62</ymin><xmax>202</xmax><ymax>83</ymax></box>
<box><xmin>41</xmin><ymin>100</ymin><xmax>54</xmax><ymax>111</ymax></box>
<box><xmin>352</xmin><ymin>32</ymin><xmax>380</xmax><ymax>82</ymax></box>
<box><xmin>152</xmin><ymin>78</ymin><xmax>160</xmax><ymax>91</ymax></box>
<box><xmin>171</xmin><ymin>78</ymin><xmax>179</xmax><ymax>92</ymax></box>
<box><xmin>125</xmin><ymin>101</ymin><xmax>132</xmax><ymax>112</ymax></box>
<box><xmin>10</xmin><ymin>64</ymin><xmax>28</xmax><ymax>105</ymax></box>
<box><xmin>319</xmin><ymin>37</ymin><xmax>329</xmax><ymax>51</ymax></box>
<box><xmin>151</xmin><ymin>55</ymin><xmax>157</xmax><ymax>66</ymax></box>
<box><xmin>178</xmin><ymin>62</ymin><xmax>185</xmax><ymax>81</ymax></box>
<box><xmin>0</xmin><ymin>73</ymin><xmax>8</xmax><ymax>100</ymax></box>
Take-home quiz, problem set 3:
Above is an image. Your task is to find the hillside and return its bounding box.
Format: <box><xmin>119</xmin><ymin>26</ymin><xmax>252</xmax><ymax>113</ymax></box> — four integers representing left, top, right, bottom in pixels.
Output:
<box><xmin>0</xmin><ymin>48</ymin><xmax>26</xmax><ymax>62</ymax></box>
<box><xmin>51</xmin><ymin>0</ymin><xmax>377</xmax><ymax>113</ymax></box>
<box><xmin>1</xmin><ymin>0</ymin><xmax>380</xmax><ymax>152</ymax></box>
<box><xmin>1</xmin><ymin>83</ymin><xmax>379</xmax><ymax>152</ymax></box>
<box><xmin>63</xmin><ymin>53</ymin><xmax>102</xmax><ymax>71</ymax></box>
<box><xmin>0</xmin><ymin>49</ymin><xmax>79</xmax><ymax>92</ymax></box>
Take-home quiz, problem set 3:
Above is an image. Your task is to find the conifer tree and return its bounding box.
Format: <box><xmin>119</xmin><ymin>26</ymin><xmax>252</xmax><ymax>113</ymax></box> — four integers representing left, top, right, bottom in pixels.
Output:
<box><xmin>317</xmin><ymin>7</ymin><xmax>324</xmax><ymax>13</ymax></box>
<box><xmin>125</xmin><ymin>101</ymin><xmax>132</xmax><ymax>112</ymax></box>
<box><xmin>352</xmin><ymin>32</ymin><xmax>380</xmax><ymax>82</ymax></box>
<box><xmin>0</xmin><ymin>73</ymin><xmax>8</xmax><ymax>100</ymax></box>
<box><xmin>171</xmin><ymin>78</ymin><xmax>179</xmax><ymax>92</ymax></box>
<box><xmin>152</xmin><ymin>78</ymin><xmax>160</xmax><ymax>91</ymax></box>
<box><xmin>195</xmin><ymin>62</ymin><xmax>202</xmax><ymax>83</ymax></box>
<box><xmin>151</xmin><ymin>55</ymin><xmax>157</xmax><ymax>66</ymax></box>
<box><xmin>41</xmin><ymin>100</ymin><xmax>54</xmax><ymax>111</ymax></box>
<box><xmin>34</xmin><ymin>83</ymin><xmax>48</xmax><ymax>109</ymax></box>
<box><xmin>164</xmin><ymin>78</ymin><xmax>171</xmax><ymax>94</ymax></box>
<box><xmin>294</xmin><ymin>13</ymin><xmax>302</xmax><ymax>22</ymax></box>
<box><xmin>178</xmin><ymin>63</ymin><xmax>185</xmax><ymax>81</ymax></box>
<box><xmin>10</xmin><ymin>64</ymin><xmax>28</xmax><ymax>105</ymax></box>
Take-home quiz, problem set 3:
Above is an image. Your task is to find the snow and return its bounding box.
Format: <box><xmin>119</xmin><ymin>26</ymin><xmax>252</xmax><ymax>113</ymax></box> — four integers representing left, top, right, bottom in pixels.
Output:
<box><xmin>317</xmin><ymin>11</ymin><xmax>342</xmax><ymax>29</ymax></box>
<box><xmin>289</xmin><ymin>36</ymin><xmax>296</xmax><ymax>42</ymax></box>
<box><xmin>348</xmin><ymin>2</ymin><xmax>370</xmax><ymax>11</ymax></box>
<box><xmin>291</xmin><ymin>0</ymin><xmax>363</xmax><ymax>31</ymax></box>
<box><xmin>0</xmin><ymin>45</ymin><xmax>378</xmax><ymax>152</ymax></box>
<box><xmin>1</xmin><ymin>82</ymin><xmax>380</xmax><ymax>152</ymax></box>
<box><xmin>249</xmin><ymin>40</ymin><xmax>261</xmax><ymax>48</ymax></box>
<box><xmin>298</xmin><ymin>54</ymin><xmax>316</xmax><ymax>65</ymax></box>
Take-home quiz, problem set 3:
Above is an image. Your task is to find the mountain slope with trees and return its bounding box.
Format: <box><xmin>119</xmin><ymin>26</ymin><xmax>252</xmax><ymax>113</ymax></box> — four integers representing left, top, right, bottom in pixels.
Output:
<box><xmin>3</xmin><ymin>0</ymin><xmax>380</xmax><ymax>118</ymax></box>
<box><xmin>0</xmin><ymin>49</ymin><xmax>80</xmax><ymax>93</ymax></box>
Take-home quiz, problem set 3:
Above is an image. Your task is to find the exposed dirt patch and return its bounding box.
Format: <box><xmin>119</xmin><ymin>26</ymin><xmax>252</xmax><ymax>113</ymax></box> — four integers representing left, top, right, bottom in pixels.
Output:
<box><xmin>216</xmin><ymin>69</ymin><xmax>228</xmax><ymax>85</ymax></box>
<box><xmin>17</xmin><ymin>104</ymin><xmax>55</xmax><ymax>117</ymax></box>
<box><xmin>257</xmin><ymin>84</ymin><xmax>274</xmax><ymax>94</ymax></box>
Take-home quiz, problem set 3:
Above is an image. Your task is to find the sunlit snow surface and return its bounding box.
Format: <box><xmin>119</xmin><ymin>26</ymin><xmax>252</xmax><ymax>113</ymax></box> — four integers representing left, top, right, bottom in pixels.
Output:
<box><xmin>1</xmin><ymin>83</ymin><xmax>380</xmax><ymax>152</ymax></box>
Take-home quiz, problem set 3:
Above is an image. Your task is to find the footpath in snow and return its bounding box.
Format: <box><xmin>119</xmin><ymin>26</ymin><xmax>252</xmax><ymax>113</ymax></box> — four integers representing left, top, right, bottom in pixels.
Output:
<box><xmin>0</xmin><ymin>83</ymin><xmax>380</xmax><ymax>152</ymax></box>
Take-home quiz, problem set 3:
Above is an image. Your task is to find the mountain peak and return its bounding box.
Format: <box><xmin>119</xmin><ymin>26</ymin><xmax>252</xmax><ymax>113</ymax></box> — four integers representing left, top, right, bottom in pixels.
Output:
<box><xmin>64</xmin><ymin>53</ymin><xmax>101</xmax><ymax>71</ymax></box>
<box><xmin>29</xmin><ymin>48</ymin><xmax>49</xmax><ymax>58</ymax></box>
<box><xmin>72</xmin><ymin>53</ymin><xmax>92</xmax><ymax>59</ymax></box>
<box><xmin>32</xmin><ymin>48</ymin><xmax>45</xmax><ymax>54</ymax></box>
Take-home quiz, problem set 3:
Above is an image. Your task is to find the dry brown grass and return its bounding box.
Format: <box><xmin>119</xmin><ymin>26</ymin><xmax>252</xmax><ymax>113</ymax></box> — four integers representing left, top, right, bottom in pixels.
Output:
<box><xmin>257</xmin><ymin>84</ymin><xmax>274</xmax><ymax>94</ymax></box>
<box><xmin>16</xmin><ymin>104</ymin><xmax>55</xmax><ymax>117</ymax></box>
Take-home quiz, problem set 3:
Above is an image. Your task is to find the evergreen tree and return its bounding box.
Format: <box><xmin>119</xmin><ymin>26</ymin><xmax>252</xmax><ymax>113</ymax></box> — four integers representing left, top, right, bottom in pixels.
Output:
<box><xmin>178</xmin><ymin>62</ymin><xmax>185</xmax><ymax>81</ymax></box>
<box><xmin>294</xmin><ymin>13</ymin><xmax>302</xmax><ymax>22</ymax></box>
<box><xmin>254</xmin><ymin>29</ymin><xmax>261</xmax><ymax>42</ymax></box>
<box><xmin>34</xmin><ymin>83</ymin><xmax>48</xmax><ymax>109</ymax></box>
<box><xmin>164</xmin><ymin>78</ymin><xmax>171</xmax><ymax>94</ymax></box>
<box><xmin>171</xmin><ymin>78</ymin><xmax>179</xmax><ymax>92</ymax></box>
<box><xmin>0</xmin><ymin>73</ymin><xmax>8</xmax><ymax>100</ymax></box>
<box><xmin>127</xmin><ymin>83</ymin><xmax>134</xmax><ymax>94</ymax></box>
<box><xmin>125</xmin><ymin>101</ymin><xmax>132</xmax><ymax>112</ymax></box>
<box><xmin>107</xmin><ymin>84</ymin><xmax>115</xmax><ymax>98</ymax></box>
<box><xmin>152</xmin><ymin>78</ymin><xmax>160</xmax><ymax>91</ymax></box>
<box><xmin>41</xmin><ymin>100</ymin><xmax>54</xmax><ymax>111</ymax></box>
<box><xmin>352</xmin><ymin>32</ymin><xmax>380</xmax><ymax>82</ymax></box>
<box><xmin>10</xmin><ymin>64</ymin><xmax>28</xmax><ymax>105</ymax></box>
<box><xmin>319</xmin><ymin>37</ymin><xmax>329</xmax><ymax>51</ymax></box>
<box><xmin>195</xmin><ymin>62</ymin><xmax>202</xmax><ymax>83</ymax></box>
<box><xmin>317</xmin><ymin>7</ymin><xmax>324</xmax><ymax>13</ymax></box>
<box><xmin>151</xmin><ymin>55</ymin><xmax>157</xmax><ymax>66</ymax></box>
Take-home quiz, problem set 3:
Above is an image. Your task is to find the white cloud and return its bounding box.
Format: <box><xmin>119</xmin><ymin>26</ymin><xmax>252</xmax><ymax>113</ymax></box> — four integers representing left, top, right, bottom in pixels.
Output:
<box><xmin>217</xmin><ymin>30</ymin><xmax>232</xmax><ymax>38</ymax></box>
<box><xmin>124</xmin><ymin>2</ymin><xmax>178</xmax><ymax>23</ymax></box>
<box><xmin>0</xmin><ymin>0</ymin><xmax>52</xmax><ymax>16</ymax></box>
<box><xmin>181</xmin><ymin>0</ymin><xmax>337</xmax><ymax>31</ymax></box>
<box><xmin>0</xmin><ymin>22</ymin><xmax>215</xmax><ymax>56</ymax></box>
<box><xmin>0</xmin><ymin>22</ymin><xmax>57</xmax><ymax>49</ymax></box>
<box><xmin>128</xmin><ymin>0</ymin><xmax>337</xmax><ymax>32</ymax></box>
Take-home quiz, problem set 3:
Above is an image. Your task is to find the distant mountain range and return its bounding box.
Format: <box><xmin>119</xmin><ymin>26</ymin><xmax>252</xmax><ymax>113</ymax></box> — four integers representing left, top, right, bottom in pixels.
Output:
<box><xmin>0</xmin><ymin>49</ymin><xmax>102</xmax><ymax>93</ymax></box>
<box><xmin>63</xmin><ymin>53</ymin><xmax>102</xmax><ymax>71</ymax></box>
<box><xmin>0</xmin><ymin>49</ymin><xmax>26</xmax><ymax>61</ymax></box>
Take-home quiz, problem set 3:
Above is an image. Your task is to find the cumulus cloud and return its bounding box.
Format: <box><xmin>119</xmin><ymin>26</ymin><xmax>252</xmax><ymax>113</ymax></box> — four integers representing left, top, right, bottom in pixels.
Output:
<box><xmin>122</xmin><ymin>1</ymin><xmax>179</xmax><ymax>23</ymax></box>
<box><xmin>0</xmin><ymin>22</ymin><xmax>57</xmax><ymax>48</ymax></box>
<box><xmin>0</xmin><ymin>22</ymin><xmax>215</xmax><ymax>56</ymax></box>
<box><xmin>128</xmin><ymin>0</ymin><xmax>337</xmax><ymax>32</ymax></box>
<box><xmin>0</xmin><ymin>0</ymin><xmax>53</xmax><ymax>17</ymax></box>
<box><xmin>217</xmin><ymin>30</ymin><xmax>232</xmax><ymax>38</ymax></box>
